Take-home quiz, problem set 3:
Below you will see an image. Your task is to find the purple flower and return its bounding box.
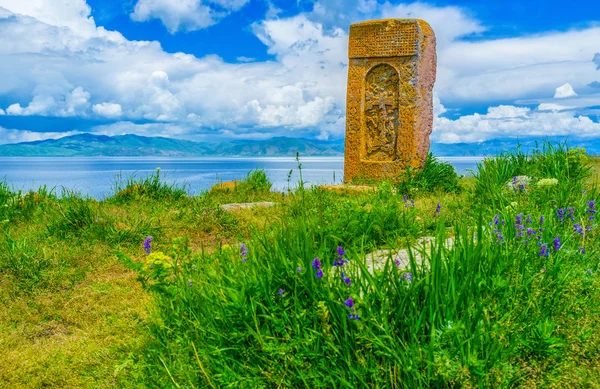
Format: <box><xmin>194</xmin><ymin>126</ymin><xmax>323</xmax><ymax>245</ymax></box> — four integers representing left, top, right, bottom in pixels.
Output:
<box><xmin>403</xmin><ymin>272</ymin><xmax>413</xmax><ymax>282</ymax></box>
<box><xmin>143</xmin><ymin>236</ymin><xmax>153</xmax><ymax>254</ymax></box>
<box><xmin>297</xmin><ymin>266</ymin><xmax>302</xmax><ymax>273</ymax></box>
<box><xmin>347</xmin><ymin>313</ymin><xmax>360</xmax><ymax>320</ymax></box>
<box><xmin>516</xmin><ymin>224</ymin><xmax>524</xmax><ymax>237</ymax></box>
<box><xmin>587</xmin><ymin>225</ymin><xmax>593</xmax><ymax>231</ymax></box>
<box><xmin>512</xmin><ymin>176</ymin><xmax>517</xmax><ymax>185</ymax></box>
<box><xmin>278</xmin><ymin>288</ymin><xmax>284</xmax><ymax>296</ymax></box>
<box><xmin>558</xmin><ymin>208</ymin><xmax>566</xmax><ymax>223</ymax></box>
<box><xmin>337</xmin><ymin>246</ymin><xmax>346</xmax><ymax>257</ymax></box>
<box><xmin>574</xmin><ymin>224</ymin><xmax>584</xmax><ymax>235</ymax></box>
<box><xmin>435</xmin><ymin>202</ymin><xmax>441</xmax><ymax>215</ymax></box>
<box><xmin>526</xmin><ymin>214</ymin><xmax>532</xmax><ymax>224</ymax></box>
<box><xmin>553</xmin><ymin>237</ymin><xmax>561</xmax><ymax>252</ymax></box>
<box><xmin>403</xmin><ymin>194</ymin><xmax>407</xmax><ymax>202</ymax></box>
<box><xmin>315</xmin><ymin>269</ymin><xmax>324</xmax><ymax>278</ymax></box>
<box><xmin>516</xmin><ymin>213</ymin><xmax>523</xmax><ymax>225</ymax></box>
<box><xmin>240</xmin><ymin>243</ymin><xmax>248</xmax><ymax>260</ymax></box>
<box><xmin>579</xmin><ymin>246</ymin><xmax>586</xmax><ymax>254</ymax></box>
<box><xmin>539</xmin><ymin>215</ymin><xmax>545</xmax><ymax>225</ymax></box>
<box><xmin>341</xmin><ymin>272</ymin><xmax>352</xmax><ymax>287</ymax></box>
<box><xmin>567</xmin><ymin>207</ymin><xmax>575</xmax><ymax>221</ymax></box>
<box><xmin>493</xmin><ymin>229</ymin><xmax>505</xmax><ymax>244</ymax></box>
<box><xmin>311</xmin><ymin>257</ymin><xmax>321</xmax><ymax>270</ymax></box>
<box><xmin>527</xmin><ymin>228</ymin><xmax>536</xmax><ymax>236</ymax></box>
<box><xmin>538</xmin><ymin>243</ymin><xmax>549</xmax><ymax>257</ymax></box>
<box><xmin>519</xmin><ymin>184</ymin><xmax>525</xmax><ymax>190</ymax></box>
<box><xmin>586</xmin><ymin>269</ymin><xmax>593</xmax><ymax>275</ymax></box>
<box><xmin>344</xmin><ymin>297</ymin><xmax>354</xmax><ymax>308</ymax></box>
<box><xmin>493</xmin><ymin>214</ymin><xmax>500</xmax><ymax>226</ymax></box>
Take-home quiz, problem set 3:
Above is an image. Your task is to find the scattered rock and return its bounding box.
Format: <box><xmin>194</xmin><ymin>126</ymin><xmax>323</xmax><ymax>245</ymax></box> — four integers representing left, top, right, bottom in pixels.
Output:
<box><xmin>220</xmin><ymin>202</ymin><xmax>277</xmax><ymax>211</ymax></box>
<box><xmin>364</xmin><ymin>236</ymin><xmax>454</xmax><ymax>272</ymax></box>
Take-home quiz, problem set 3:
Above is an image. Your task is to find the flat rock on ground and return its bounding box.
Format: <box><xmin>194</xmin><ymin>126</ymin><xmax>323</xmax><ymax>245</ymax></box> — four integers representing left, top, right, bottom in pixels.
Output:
<box><xmin>364</xmin><ymin>236</ymin><xmax>455</xmax><ymax>272</ymax></box>
<box><xmin>220</xmin><ymin>202</ymin><xmax>278</xmax><ymax>211</ymax></box>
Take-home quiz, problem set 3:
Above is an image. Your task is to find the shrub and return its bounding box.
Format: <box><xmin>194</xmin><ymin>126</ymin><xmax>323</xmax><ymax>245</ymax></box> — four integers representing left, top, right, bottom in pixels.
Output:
<box><xmin>398</xmin><ymin>153</ymin><xmax>460</xmax><ymax>195</ymax></box>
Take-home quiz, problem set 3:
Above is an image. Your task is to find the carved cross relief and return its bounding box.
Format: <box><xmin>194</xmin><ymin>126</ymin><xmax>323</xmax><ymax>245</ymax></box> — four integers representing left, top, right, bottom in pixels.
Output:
<box><xmin>363</xmin><ymin>64</ymin><xmax>400</xmax><ymax>162</ymax></box>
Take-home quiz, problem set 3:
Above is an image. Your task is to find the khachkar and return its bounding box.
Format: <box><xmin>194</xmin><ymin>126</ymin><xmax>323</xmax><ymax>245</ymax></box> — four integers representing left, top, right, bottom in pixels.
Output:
<box><xmin>343</xmin><ymin>19</ymin><xmax>436</xmax><ymax>183</ymax></box>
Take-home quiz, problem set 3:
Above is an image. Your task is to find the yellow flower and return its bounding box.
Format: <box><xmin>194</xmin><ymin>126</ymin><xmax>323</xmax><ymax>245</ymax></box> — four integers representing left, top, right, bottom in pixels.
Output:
<box><xmin>537</xmin><ymin>178</ymin><xmax>558</xmax><ymax>187</ymax></box>
<box><xmin>145</xmin><ymin>251</ymin><xmax>173</xmax><ymax>269</ymax></box>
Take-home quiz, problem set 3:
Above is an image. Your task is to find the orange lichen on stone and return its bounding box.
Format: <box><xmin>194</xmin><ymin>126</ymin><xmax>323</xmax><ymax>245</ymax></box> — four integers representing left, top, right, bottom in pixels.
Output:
<box><xmin>210</xmin><ymin>180</ymin><xmax>241</xmax><ymax>193</ymax></box>
<box><xmin>344</xmin><ymin>19</ymin><xmax>436</xmax><ymax>183</ymax></box>
<box><xmin>318</xmin><ymin>184</ymin><xmax>377</xmax><ymax>195</ymax></box>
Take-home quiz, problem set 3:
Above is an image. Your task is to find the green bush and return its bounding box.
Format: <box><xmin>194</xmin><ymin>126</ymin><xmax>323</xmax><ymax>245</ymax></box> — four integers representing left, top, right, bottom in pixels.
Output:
<box><xmin>398</xmin><ymin>153</ymin><xmax>460</xmax><ymax>195</ymax></box>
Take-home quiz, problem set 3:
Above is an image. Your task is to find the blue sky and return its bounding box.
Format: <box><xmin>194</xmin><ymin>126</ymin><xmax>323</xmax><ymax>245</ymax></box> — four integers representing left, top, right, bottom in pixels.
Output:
<box><xmin>0</xmin><ymin>0</ymin><xmax>599</xmax><ymax>144</ymax></box>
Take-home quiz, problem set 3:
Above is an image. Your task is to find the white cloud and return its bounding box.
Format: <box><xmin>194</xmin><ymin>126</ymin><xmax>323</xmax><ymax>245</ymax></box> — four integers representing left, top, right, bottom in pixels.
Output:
<box><xmin>131</xmin><ymin>0</ymin><xmax>250</xmax><ymax>33</ymax></box>
<box><xmin>0</xmin><ymin>126</ymin><xmax>81</xmax><ymax>145</ymax></box>
<box><xmin>0</xmin><ymin>108</ymin><xmax>4</xmax><ymax>115</ymax></box>
<box><xmin>92</xmin><ymin>102</ymin><xmax>123</xmax><ymax>118</ymax></box>
<box><xmin>554</xmin><ymin>83</ymin><xmax>577</xmax><ymax>99</ymax></box>
<box><xmin>0</xmin><ymin>0</ymin><xmax>599</xmax><ymax>144</ymax></box>
<box><xmin>6</xmin><ymin>86</ymin><xmax>91</xmax><ymax>117</ymax></box>
<box><xmin>433</xmin><ymin>103</ymin><xmax>600</xmax><ymax>143</ymax></box>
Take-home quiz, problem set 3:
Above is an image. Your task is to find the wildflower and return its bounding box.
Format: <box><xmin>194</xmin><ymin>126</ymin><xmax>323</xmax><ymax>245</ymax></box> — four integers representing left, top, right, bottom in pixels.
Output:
<box><xmin>567</xmin><ymin>207</ymin><xmax>575</xmax><ymax>221</ymax></box>
<box><xmin>519</xmin><ymin>184</ymin><xmax>525</xmax><ymax>190</ymax></box>
<box><xmin>586</xmin><ymin>269</ymin><xmax>593</xmax><ymax>275</ymax></box>
<box><xmin>344</xmin><ymin>297</ymin><xmax>354</xmax><ymax>308</ymax></box>
<box><xmin>539</xmin><ymin>215</ymin><xmax>545</xmax><ymax>225</ymax></box>
<box><xmin>240</xmin><ymin>243</ymin><xmax>248</xmax><ymax>262</ymax></box>
<box><xmin>587</xmin><ymin>200</ymin><xmax>596</xmax><ymax>221</ymax></box>
<box><xmin>435</xmin><ymin>202</ymin><xmax>441</xmax><ymax>215</ymax></box>
<box><xmin>527</xmin><ymin>228</ymin><xmax>536</xmax><ymax>236</ymax></box>
<box><xmin>557</xmin><ymin>208</ymin><xmax>566</xmax><ymax>223</ymax></box>
<box><xmin>143</xmin><ymin>236</ymin><xmax>153</xmax><ymax>254</ymax></box>
<box><xmin>312</xmin><ymin>257</ymin><xmax>322</xmax><ymax>270</ymax></box>
<box><xmin>187</xmin><ymin>279</ymin><xmax>193</xmax><ymax>288</ymax></box>
<box><xmin>538</xmin><ymin>243</ymin><xmax>549</xmax><ymax>257</ymax></box>
<box><xmin>297</xmin><ymin>266</ymin><xmax>302</xmax><ymax>273</ymax></box>
<box><xmin>493</xmin><ymin>229</ymin><xmax>505</xmax><ymax>244</ymax></box>
<box><xmin>334</xmin><ymin>246</ymin><xmax>348</xmax><ymax>266</ymax></box>
<box><xmin>579</xmin><ymin>247</ymin><xmax>586</xmax><ymax>254</ymax></box>
<box><xmin>516</xmin><ymin>213</ymin><xmax>523</xmax><ymax>225</ymax></box>
<box><xmin>537</xmin><ymin>178</ymin><xmax>558</xmax><ymax>187</ymax></box>
<box><xmin>278</xmin><ymin>288</ymin><xmax>284</xmax><ymax>296</ymax></box>
<box><xmin>341</xmin><ymin>272</ymin><xmax>352</xmax><ymax>287</ymax></box>
<box><xmin>403</xmin><ymin>194</ymin><xmax>407</xmax><ymax>202</ymax></box>
<box><xmin>553</xmin><ymin>237</ymin><xmax>561</xmax><ymax>252</ymax></box>
<box><xmin>347</xmin><ymin>313</ymin><xmax>360</xmax><ymax>320</ymax></box>
<box><xmin>316</xmin><ymin>269</ymin><xmax>324</xmax><ymax>278</ymax></box>
<box><xmin>403</xmin><ymin>272</ymin><xmax>413</xmax><ymax>282</ymax></box>
<box><xmin>526</xmin><ymin>214</ymin><xmax>532</xmax><ymax>224</ymax></box>
<box><xmin>574</xmin><ymin>224</ymin><xmax>584</xmax><ymax>236</ymax></box>
<box><xmin>587</xmin><ymin>225</ymin><xmax>593</xmax><ymax>232</ymax></box>
<box><xmin>395</xmin><ymin>259</ymin><xmax>401</xmax><ymax>267</ymax></box>
<box><xmin>493</xmin><ymin>214</ymin><xmax>500</xmax><ymax>226</ymax></box>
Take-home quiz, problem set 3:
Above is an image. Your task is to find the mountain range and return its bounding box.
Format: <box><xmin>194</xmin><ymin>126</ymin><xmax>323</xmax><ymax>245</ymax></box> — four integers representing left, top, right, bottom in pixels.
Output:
<box><xmin>0</xmin><ymin>133</ymin><xmax>597</xmax><ymax>157</ymax></box>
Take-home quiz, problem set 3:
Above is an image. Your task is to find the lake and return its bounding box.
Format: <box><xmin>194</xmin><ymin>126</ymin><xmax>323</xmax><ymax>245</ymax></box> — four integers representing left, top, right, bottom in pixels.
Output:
<box><xmin>0</xmin><ymin>156</ymin><xmax>483</xmax><ymax>199</ymax></box>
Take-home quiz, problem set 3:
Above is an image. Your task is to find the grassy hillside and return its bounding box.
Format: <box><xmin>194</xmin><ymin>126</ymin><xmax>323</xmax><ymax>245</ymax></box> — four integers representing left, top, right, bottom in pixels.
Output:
<box><xmin>2</xmin><ymin>144</ymin><xmax>600</xmax><ymax>388</ymax></box>
<box><xmin>0</xmin><ymin>134</ymin><xmax>344</xmax><ymax>157</ymax></box>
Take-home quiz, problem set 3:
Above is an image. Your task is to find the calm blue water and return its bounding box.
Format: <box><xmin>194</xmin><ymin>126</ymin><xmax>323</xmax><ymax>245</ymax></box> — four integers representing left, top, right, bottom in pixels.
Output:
<box><xmin>0</xmin><ymin>157</ymin><xmax>482</xmax><ymax>199</ymax></box>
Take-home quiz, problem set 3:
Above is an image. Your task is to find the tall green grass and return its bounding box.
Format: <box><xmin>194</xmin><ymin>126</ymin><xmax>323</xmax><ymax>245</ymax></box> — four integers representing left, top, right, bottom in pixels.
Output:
<box><xmin>120</xmin><ymin>143</ymin><xmax>600</xmax><ymax>387</ymax></box>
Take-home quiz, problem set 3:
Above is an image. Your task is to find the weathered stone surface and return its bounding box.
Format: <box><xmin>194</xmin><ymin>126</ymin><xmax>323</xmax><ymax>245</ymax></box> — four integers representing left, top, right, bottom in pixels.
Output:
<box><xmin>220</xmin><ymin>202</ymin><xmax>277</xmax><ymax>211</ymax></box>
<box><xmin>344</xmin><ymin>19</ymin><xmax>436</xmax><ymax>183</ymax></box>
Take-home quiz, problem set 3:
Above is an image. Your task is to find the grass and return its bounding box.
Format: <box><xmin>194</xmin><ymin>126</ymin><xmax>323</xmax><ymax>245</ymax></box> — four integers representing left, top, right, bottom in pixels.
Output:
<box><xmin>2</xmin><ymin>144</ymin><xmax>600</xmax><ymax>388</ymax></box>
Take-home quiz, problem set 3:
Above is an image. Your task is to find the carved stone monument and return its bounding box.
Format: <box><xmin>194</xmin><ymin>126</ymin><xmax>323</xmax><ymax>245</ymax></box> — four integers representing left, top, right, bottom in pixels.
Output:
<box><xmin>344</xmin><ymin>19</ymin><xmax>436</xmax><ymax>183</ymax></box>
